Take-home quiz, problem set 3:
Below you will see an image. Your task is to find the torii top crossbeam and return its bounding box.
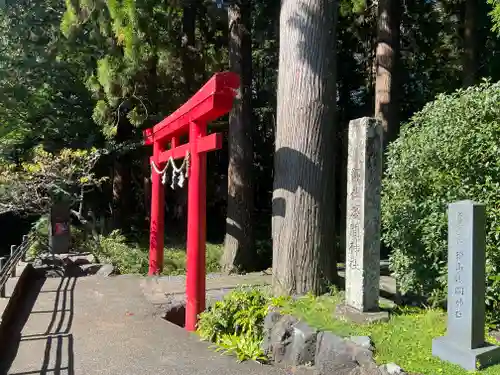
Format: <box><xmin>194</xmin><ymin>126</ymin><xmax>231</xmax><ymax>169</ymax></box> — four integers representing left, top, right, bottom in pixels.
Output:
<box><xmin>143</xmin><ymin>72</ymin><xmax>240</xmax><ymax>145</ymax></box>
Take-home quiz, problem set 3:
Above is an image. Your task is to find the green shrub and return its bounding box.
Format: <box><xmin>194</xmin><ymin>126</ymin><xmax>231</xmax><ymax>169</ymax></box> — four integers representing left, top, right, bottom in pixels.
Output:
<box><xmin>163</xmin><ymin>243</ymin><xmax>222</xmax><ymax>275</ymax></box>
<box><xmin>26</xmin><ymin>217</ymin><xmax>50</xmax><ymax>260</ymax></box>
<box><xmin>95</xmin><ymin>230</ymin><xmax>149</xmax><ymax>274</ymax></box>
<box><xmin>197</xmin><ymin>287</ymin><xmax>270</xmax><ymax>362</ymax></box>
<box><xmin>95</xmin><ymin>232</ymin><xmax>223</xmax><ymax>275</ymax></box>
<box><xmin>382</xmin><ymin>81</ymin><xmax>500</xmax><ymax>326</ymax></box>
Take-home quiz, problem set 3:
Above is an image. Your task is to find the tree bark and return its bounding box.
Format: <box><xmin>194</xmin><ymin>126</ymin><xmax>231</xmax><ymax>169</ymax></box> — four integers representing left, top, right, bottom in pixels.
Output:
<box><xmin>182</xmin><ymin>1</ymin><xmax>197</xmax><ymax>96</ymax></box>
<box><xmin>272</xmin><ymin>0</ymin><xmax>338</xmax><ymax>296</ymax></box>
<box><xmin>374</xmin><ymin>0</ymin><xmax>400</xmax><ymax>148</ymax></box>
<box><xmin>221</xmin><ymin>0</ymin><xmax>256</xmax><ymax>274</ymax></box>
<box><xmin>111</xmin><ymin>118</ymin><xmax>133</xmax><ymax>231</ymax></box>
<box><xmin>462</xmin><ymin>0</ymin><xmax>477</xmax><ymax>87</ymax></box>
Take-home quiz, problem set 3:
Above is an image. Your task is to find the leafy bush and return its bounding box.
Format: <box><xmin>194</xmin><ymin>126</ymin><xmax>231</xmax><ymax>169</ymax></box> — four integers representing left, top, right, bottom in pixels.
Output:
<box><xmin>0</xmin><ymin>146</ymin><xmax>106</xmax><ymax>216</ymax></box>
<box><xmin>163</xmin><ymin>243</ymin><xmax>223</xmax><ymax>275</ymax></box>
<box><xmin>382</xmin><ymin>81</ymin><xmax>500</xmax><ymax>325</ymax></box>
<box><xmin>25</xmin><ymin>217</ymin><xmax>50</xmax><ymax>260</ymax></box>
<box><xmin>95</xmin><ymin>232</ymin><xmax>223</xmax><ymax>276</ymax></box>
<box><xmin>95</xmin><ymin>230</ymin><xmax>149</xmax><ymax>274</ymax></box>
<box><xmin>197</xmin><ymin>287</ymin><xmax>270</xmax><ymax>362</ymax></box>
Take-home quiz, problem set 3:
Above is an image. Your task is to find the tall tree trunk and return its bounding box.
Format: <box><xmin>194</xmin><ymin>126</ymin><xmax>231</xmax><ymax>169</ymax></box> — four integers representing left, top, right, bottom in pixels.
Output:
<box><xmin>143</xmin><ymin>153</ymin><xmax>151</xmax><ymax>231</ymax></box>
<box><xmin>374</xmin><ymin>0</ymin><xmax>400</xmax><ymax>148</ymax></box>
<box><xmin>112</xmin><ymin>119</ymin><xmax>134</xmax><ymax>231</ymax></box>
<box><xmin>272</xmin><ymin>0</ymin><xmax>338</xmax><ymax>296</ymax></box>
<box><xmin>337</xmin><ymin>81</ymin><xmax>353</xmax><ymax>264</ymax></box>
<box><xmin>182</xmin><ymin>2</ymin><xmax>197</xmax><ymax>97</ymax></box>
<box><xmin>221</xmin><ymin>0</ymin><xmax>256</xmax><ymax>273</ymax></box>
<box><xmin>144</xmin><ymin>53</ymin><xmax>158</xmax><ymax>232</ymax></box>
<box><xmin>462</xmin><ymin>0</ymin><xmax>477</xmax><ymax>87</ymax></box>
<box><xmin>171</xmin><ymin>2</ymin><xmax>197</xmax><ymax>231</ymax></box>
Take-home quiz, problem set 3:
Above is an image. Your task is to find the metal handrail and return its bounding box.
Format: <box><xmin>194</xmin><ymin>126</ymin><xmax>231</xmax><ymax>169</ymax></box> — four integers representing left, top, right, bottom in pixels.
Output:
<box><xmin>0</xmin><ymin>235</ymin><xmax>35</xmax><ymax>297</ymax></box>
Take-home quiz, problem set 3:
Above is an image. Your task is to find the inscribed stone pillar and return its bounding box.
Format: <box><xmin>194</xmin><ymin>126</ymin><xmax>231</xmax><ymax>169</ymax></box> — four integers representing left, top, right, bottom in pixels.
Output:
<box><xmin>345</xmin><ymin>117</ymin><xmax>383</xmax><ymax>313</ymax></box>
<box><xmin>432</xmin><ymin>200</ymin><xmax>500</xmax><ymax>370</ymax></box>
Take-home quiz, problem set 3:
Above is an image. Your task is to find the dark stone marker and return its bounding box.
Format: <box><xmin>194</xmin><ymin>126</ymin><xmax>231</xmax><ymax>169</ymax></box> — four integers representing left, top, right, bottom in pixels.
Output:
<box><xmin>49</xmin><ymin>202</ymin><xmax>71</xmax><ymax>254</ymax></box>
<box><xmin>432</xmin><ymin>200</ymin><xmax>500</xmax><ymax>370</ymax></box>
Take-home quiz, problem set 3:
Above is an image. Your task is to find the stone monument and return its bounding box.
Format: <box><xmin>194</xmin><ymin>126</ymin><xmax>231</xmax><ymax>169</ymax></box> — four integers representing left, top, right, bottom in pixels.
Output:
<box><xmin>432</xmin><ymin>200</ymin><xmax>500</xmax><ymax>370</ymax></box>
<box><xmin>336</xmin><ymin>117</ymin><xmax>388</xmax><ymax>324</ymax></box>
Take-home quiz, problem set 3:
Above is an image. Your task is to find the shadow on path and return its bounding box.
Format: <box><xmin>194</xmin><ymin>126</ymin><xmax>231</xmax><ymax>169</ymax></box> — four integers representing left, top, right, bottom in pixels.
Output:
<box><xmin>0</xmin><ymin>276</ymin><xmax>44</xmax><ymax>374</ymax></box>
<box><xmin>0</xmin><ymin>267</ymin><xmax>80</xmax><ymax>375</ymax></box>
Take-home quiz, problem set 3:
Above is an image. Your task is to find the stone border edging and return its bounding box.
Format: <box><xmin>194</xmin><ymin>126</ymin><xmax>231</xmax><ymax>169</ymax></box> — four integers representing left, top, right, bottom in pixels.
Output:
<box><xmin>0</xmin><ymin>263</ymin><xmax>37</xmax><ymax>353</ymax></box>
<box><xmin>261</xmin><ymin>309</ymin><xmax>410</xmax><ymax>375</ymax></box>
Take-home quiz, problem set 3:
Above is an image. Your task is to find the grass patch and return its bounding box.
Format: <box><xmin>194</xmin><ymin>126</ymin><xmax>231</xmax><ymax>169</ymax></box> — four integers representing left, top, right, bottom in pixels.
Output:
<box><xmin>92</xmin><ymin>230</ymin><xmax>223</xmax><ymax>275</ymax></box>
<box><xmin>284</xmin><ymin>292</ymin><xmax>500</xmax><ymax>375</ymax></box>
<box><xmin>162</xmin><ymin>243</ymin><xmax>223</xmax><ymax>275</ymax></box>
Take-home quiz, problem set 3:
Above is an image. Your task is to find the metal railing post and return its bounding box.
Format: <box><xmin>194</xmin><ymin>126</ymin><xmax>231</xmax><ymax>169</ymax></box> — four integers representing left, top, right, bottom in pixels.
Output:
<box><xmin>10</xmin><ymin>245</ymin><xmax>16</xmax><ymax>277</ymax></box>
<box><xmin>0</xmin><ymin>257</ymin><xmax>5</xmax><ymax>298</ymax></box>
<box><xmin>22</xmin><ymin>235</ymin><xmax>28</xmax><ymax>262</ymax></box>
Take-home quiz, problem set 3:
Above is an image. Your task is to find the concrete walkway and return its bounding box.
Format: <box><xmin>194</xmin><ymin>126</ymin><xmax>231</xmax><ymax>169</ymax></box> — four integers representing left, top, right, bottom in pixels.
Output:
<box><xmin>0</xmin><ymin>274</ymin><xmax>290</xmax><ymax>375</ymax></box>
<box><xmin>0</xmin><ymin>266</ymin><xmax>398</xmax><ymax>375</ymax></box>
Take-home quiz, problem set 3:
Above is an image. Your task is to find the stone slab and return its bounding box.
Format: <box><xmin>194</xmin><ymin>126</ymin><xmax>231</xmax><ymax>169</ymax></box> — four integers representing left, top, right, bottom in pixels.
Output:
<box><xmin>432</xmin><ymin>336</ymin><xmax>500</xmax><ymax>370</ymax></box>
<box><xmin>335</xmin><ymin>304</ymin><xmax>389</xmax><ymax>325</ymax></box>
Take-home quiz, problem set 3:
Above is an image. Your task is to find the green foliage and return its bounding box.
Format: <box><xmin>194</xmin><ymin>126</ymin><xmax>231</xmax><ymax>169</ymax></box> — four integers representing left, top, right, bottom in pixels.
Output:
<box><xmin>382</xmin><ymin>81</ymin><xmax>500</xmax><ymax>326</ymax></box>
<box><xmin>92</xmin><ymin>231</ymin><xmax>223</xmax><ymax>275</ymax></box>
<box><xmin>61</xmin><ymin>0</ymin><xmax>186</xmax><ymax>137</ymax></box>
<box><xmin>25</xmin><ymin>217</ymin><xmax>50</xmax><ymax>260</ymax></box>
<box><xmin>0</xmin><ymin>146</ymin><xmax>106</xmax><ymax>215</ymax></box>
<box><xmin>0</xmin><ymin>0</ymin><xmax>99</xmax><ymax>160</ymax></box>
<box><xmin>162</xmin><ymin>243</ymin><xmax>223</xmax><ymax>276</ymax></box>
<box><xmin>340</xmin><ymin>0</ymin><xmax>366</xmax><ymax>16</ymax></box>
<box><xmin>488</xmin><ymin>0</ymin><xmax>500</xmax><ymax>35</ymax></box>
<box><xmin>94</xmin><ymin>230</ymin><xmax>149</xmax><ymax>274</ymax></box>
<box><xmin>197</xmin><ymin>287</ymin><xmax>270</xmax><ymax>362</ymax></box>
<box><xmin>214</xmin><ymin>331</ymin><xmax>267</xmax><ymax>362</ymax></box>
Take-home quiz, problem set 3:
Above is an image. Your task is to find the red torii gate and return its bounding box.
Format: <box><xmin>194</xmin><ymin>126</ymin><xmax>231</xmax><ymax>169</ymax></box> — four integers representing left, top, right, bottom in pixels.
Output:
<box><xmin>143</xmin><ymin>72</ymin><xmax>240</xmax><ymax>331</ymax></box>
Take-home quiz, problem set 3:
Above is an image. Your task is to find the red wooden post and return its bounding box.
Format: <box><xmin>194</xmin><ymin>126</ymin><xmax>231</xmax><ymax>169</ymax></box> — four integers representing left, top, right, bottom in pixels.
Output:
<box><xmin>149</xmin><ymin>141</ymin><xmax>165</xmax><ymax>275</ymax></box>
<box><xmin>198</xmin><ymin>125</ymin><xmax>207</xmax><ymax>313</ymax></box>
<box><xmin>143</xmin><ymin>72</ymin><xmax>240</xmax><ymax>330</ymax></box>
<box><xmin>171</xmin><ymin>136</ymin><xmax>178</xmax><ymax>148</ymax></box>
<box><xmin>186</xmin><ymin>122</ymin><xmax>202</xmax><ymax>331</ymax></box>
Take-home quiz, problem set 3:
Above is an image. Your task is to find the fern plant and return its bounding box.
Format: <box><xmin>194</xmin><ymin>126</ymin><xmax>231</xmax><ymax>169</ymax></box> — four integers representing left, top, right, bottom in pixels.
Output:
<box><xmin>197</xmin><ymin>286</ymin><xmax>271</xmax><ymax>362</ymax></box>
<box><xmin>215</xmin><ymin>332</ymin><xmax>268</xmax><ymax>363</ymax></box>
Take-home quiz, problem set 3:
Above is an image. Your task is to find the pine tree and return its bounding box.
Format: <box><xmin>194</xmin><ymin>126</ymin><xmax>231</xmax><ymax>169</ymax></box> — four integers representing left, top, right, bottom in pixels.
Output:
<box><xmin>61</xmin><ymin>0</ymin><xmax>186</xmax><ymax>230</ymax></box>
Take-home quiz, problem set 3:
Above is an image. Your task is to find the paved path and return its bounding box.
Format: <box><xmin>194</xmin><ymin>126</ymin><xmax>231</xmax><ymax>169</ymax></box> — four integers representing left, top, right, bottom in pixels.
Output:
<box><xmin>0</xmin><ymin>266</ymin><xmax>398</xmax><ymax>375</ymax></box>
<box><xmin>0</xmin><ymin>274</ymin><xmax>290</xmax><ymax>375</ymax></box>
<box><xmin>140</xmin><ymin>268</ymin><xmax>397</xmax><ymax>306</ymax></box>
<box><xmin>140</xmin><ymin>272</ymin><xmax>274</xmax><ymax>305</ymax></box>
